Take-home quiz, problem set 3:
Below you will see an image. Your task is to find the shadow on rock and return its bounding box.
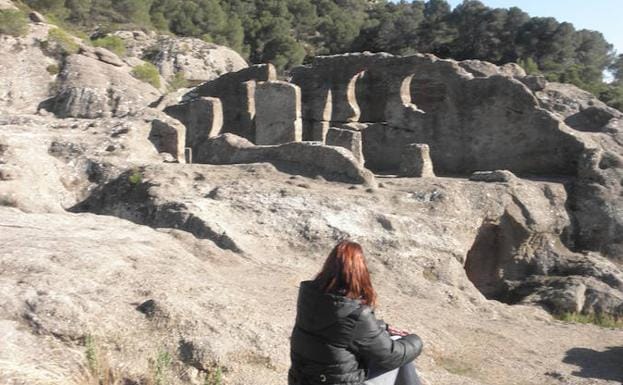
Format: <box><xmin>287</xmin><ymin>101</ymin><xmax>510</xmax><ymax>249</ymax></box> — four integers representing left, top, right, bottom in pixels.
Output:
<box><xmin>563</xmin><ymin>346</ymin><xmax>623</xmax><ymax>382</ymax></box>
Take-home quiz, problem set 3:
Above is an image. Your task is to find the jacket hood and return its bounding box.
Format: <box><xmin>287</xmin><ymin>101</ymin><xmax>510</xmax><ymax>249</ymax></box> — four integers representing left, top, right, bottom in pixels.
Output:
<box><xmin>295</xmin><ymin>280</ymin><xmax>362</xmax><ymax>331</ymax></box>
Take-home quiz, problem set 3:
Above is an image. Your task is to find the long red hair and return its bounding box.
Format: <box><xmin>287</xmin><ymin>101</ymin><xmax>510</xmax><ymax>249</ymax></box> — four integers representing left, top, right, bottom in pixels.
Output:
<box><xmin>315</xmin><ymin>240</ymin><xmax>377</xmax><ymax>307</ymax></box>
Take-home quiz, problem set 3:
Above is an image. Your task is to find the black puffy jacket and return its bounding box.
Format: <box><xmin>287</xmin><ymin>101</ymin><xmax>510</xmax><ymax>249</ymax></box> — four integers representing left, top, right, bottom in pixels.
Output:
<box><xmin>288</xmin><ymin>280</ymin><xmax>423</xmax><ymax>385</ymax></box>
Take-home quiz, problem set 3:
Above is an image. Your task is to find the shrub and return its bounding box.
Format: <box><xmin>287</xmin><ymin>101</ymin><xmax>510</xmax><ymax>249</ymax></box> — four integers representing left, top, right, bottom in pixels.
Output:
<box><xmin>131</xmin><ymin>63</ymin><xmax>161</xmax><ymax>89</ymax></box>
<box><xmin>46</xmin><ymin>64</ymin><xmax>60</xmax><ymax>75</ymax></box>
<box><xmin>555</xmin><ymin>312</ymin><xmax>623</xmax><ymax>328</ymax></box>
<box><xmin>47</xmin><ymin>27</ymin><xmax>80</xmax><ymax>55</ymax></box>
<box><xmin>128</xmin><ymin>169</ymin><xmax>142</xmax><ymax>185</ymax></box>
<box><xmin>167</xmin><ymin>71</ymin><xmax>189</xmax><ymax>92</ymax></box>
<box><xmin>0</xmin><ymin>10</ymin><xmax>28</xmax><ymax>37</ymax></box>
<box><xmin>92</xmin><ymin>35</ymin><xmax>126</xmax><ymax>57</ymax></box>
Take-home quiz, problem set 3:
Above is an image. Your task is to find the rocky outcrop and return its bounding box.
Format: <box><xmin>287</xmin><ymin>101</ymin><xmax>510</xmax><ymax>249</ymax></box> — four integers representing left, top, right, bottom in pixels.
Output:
<box><xmin>0</xmin><ymin>23</ymin><xmax>57</xmax><ymax>115</ymax></box>
<box><xmin>112</xmin><ymin>32</ymin><xmax>247</xmax><ymax>83</ymax></box>
<box><xmin>47</xmin><ymin>54</ymin><xmax>161</xmax><ymax>118</ymax></box>
<box><xmin>255</xmin><ymin>81</ymin><xmax>302</xmax><ymax>145</ymax></box>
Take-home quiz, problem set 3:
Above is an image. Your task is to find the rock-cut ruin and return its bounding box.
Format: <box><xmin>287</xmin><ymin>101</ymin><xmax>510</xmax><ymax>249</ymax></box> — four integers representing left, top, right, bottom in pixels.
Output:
<box><xmin>155</xmin><ymin>52</ymin><xmax>623</xmax><ymax>317</ymax></box>
<box><xmin>2</xmin><ymin>16</ymin><xmax>623</xmax><ymax>384</ymax></box>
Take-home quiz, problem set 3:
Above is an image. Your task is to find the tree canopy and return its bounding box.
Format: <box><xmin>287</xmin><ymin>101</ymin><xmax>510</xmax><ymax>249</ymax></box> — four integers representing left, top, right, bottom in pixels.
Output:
<box><xmin>23</xmin><ymin>0</ymin><xmax>622</xmax><ymax>109</ymax></box>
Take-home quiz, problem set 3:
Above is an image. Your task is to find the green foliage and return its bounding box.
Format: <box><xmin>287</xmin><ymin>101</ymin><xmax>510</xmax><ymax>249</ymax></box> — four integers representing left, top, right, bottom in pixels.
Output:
<box><xmin>167</xmin><ymin>71</ymin><xmax>189</xmax><ymax>92</ymax></box>
<box><xmin>0</xmin><ymin>10</ymin><xmax>29</xmax><ymax>37</ymax></box>
<box><xmin>517</xmin><ymin>57</ymin><xmax>539</xmax><ymax>75</ymax></box>
<box><xmin>47</xmin><ymin>27</ymin><xmax>80</xmax><ymax>55</ymax></box>
<box><xmin>19</xmin><ymin>0</ymin><xmax>623</xmax><ymax>110</ymax></box>
<box><xmin>151</xmin><ymin>350</ymin><xmax>172</xmax><ymax>385</ymax></box>
<box><xmin>204</xmin><ymin>366</ymin><xmax>223</xmax><ymax>385</ymax></box>
<box><xmin>84</xmin><ymin>334</ymin><xmax>98</xmax><ymax>374</ymax></box>
<box><xmin>92</xmin><ymin>35</ymin><xmax>126</xmax><ymax>57</ymax></box>
<box><xmin>128</xmin><ymin>169</ymin><xmax>143</xmax><ymax>185</ymax></box>
<box><xmin>131</xmin><ymin>63</ymin><xmax>161</xmax><ymax>89</ymax></box>
<box><xmin>555</xmin><ymin>312</ymin><xmax>623</xmax><ymax>328</ymax></box>
<box><xmin>46</xmin><ymin>64</ymin><xmax>60</xmax><ymax>75</ymax></box>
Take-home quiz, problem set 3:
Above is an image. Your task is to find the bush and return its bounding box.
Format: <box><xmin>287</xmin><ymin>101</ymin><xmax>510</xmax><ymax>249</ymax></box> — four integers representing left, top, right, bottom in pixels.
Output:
<box><xmin>131</xmin><ymin>63</ymin><xmax>161</xmax><ymax>89</ymax></box>
<box><xmin>46</xmin><ymin>64</ymin><xmax>60</xmax><ymax>75</ymax></box>
<box><xmin>92</xmin><ymin>35</ymin><xmax>126</xmax><ymax>57</ymax></box>
<box><xmin>0</xmin><ymin>10</ymin><xmax>29</xmax><ymax>37</ymax></box>
<box><xmin>47</xmin><ymin>27</ymin><xmax>80</xmax><ymax>55</ymax></box>
<box><xmin>167</xmin><ymin>71</ymin><xmax>189</xmax><ymax>92</ymax></box>
<box><xmin>556</xmin><ymin>312</ymin><xmax>623</xmax><ymax>328</ymax></box>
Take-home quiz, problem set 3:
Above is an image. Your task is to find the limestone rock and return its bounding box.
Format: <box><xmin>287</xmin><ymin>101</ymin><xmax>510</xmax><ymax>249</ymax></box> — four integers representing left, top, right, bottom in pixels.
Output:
<box><xmin>326</xmin><ymin>127</ymin><xmax>364</xmax><ymax>166</ymax></box>
<box><xmin>163</xmin><ymin>97</ymin><xmax>223</xmax><ymax>155</ymax></box>
<box><xmin>196</xmin><ymin>134</ymin><xmax>374</xmax><ymax>185</ymax></box>
<box><xmin>0</xmin><ymin>24</ymin><xmax>57</xmax><ymax>114</ymax></box>
<box><xmin>400</xmin><ymin>143</ymin><xmax>435</xmax><ymax>177</ymax></box>
<box><xmin>189</xmin><ymin>64</ymin><xmax>277</xmax><ymax>140</ymax></box>
<box><xmin>47</xmin><ymin>54</ymin><xmax>160</xmax><ymax>118</ymax></box>
<box><xmin>93</xmin><ymin>47</ymin><xmax>124</xmax><ymax>67</ymax></box>
<box><xmin>0</xmin><ymin>0</ymin><xmax>17</xmax><ymax>9</ymax></box>
<box><xmin>28</xmin><ymin>11</ymin><xmax>45</xmax><ymax>23</ymax></box>
<box><xmin>520</xmin><ymin>75</ymin><xmax>547</xmax><ymax>92</ymax></box>
<box><xmin>469</xmin><ymin>170</ymin><xmax>516</xmax><ymax>183</ymax></box>
<box><xmin>255</xmin><ymin>81</ymin><xmax>302</xmax><ymax>145</ymax></box>
<box><xmin>148</xmin><ymin>36</ymin><xmax>246</xmax><ymax>83</ymax></box>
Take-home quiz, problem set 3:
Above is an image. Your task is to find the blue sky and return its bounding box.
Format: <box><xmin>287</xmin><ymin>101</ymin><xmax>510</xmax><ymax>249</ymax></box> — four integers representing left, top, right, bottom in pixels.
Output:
<box><xmin>444</xmin><ymin>0</ymin><xmax>622</xmax><ymax>54</ymax></box>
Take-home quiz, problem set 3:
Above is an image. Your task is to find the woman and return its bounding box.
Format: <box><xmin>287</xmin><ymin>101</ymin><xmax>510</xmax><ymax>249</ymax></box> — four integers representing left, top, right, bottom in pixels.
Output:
<box><xmin>289</xmin><ymin>241</ymin><xmax>423</xmax><ymax>385</ymax></box>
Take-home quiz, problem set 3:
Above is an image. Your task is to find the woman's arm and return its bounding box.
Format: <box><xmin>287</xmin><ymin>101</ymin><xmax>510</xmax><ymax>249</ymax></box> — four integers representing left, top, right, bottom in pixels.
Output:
<box><xmin>350</xmin><ymin>308</ymin><xmax>423</xmax><ymax>371</ymax></box>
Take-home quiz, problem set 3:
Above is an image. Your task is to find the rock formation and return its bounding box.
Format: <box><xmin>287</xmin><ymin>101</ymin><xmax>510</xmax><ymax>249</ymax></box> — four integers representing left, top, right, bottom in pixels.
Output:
<box><xmin>2</xmin><ymin>12</ymin><xmax>623</xmax><ymax>385</ymax></box>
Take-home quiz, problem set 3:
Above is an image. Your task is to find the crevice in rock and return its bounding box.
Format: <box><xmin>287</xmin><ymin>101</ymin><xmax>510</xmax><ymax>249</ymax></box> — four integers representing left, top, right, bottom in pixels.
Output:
<box><xmin>464</xmin><ymin>213</ymin><xmax>531</xmax><ymax>303</ymax></box>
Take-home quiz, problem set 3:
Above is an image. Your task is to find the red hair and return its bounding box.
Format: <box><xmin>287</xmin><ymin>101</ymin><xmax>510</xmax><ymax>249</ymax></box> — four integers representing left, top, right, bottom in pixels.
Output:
<box><xmin>315</xmin><ymin>240</ymin><xmax>377</xmax><ymax>307</ymax></box>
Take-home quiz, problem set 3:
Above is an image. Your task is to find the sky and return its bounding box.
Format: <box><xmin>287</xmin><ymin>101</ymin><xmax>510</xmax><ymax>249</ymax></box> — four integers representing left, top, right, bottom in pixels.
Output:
<box><xmin>444</xmin><ymin>0</ymin><xmax>623</xmax><ymax>54</ymax></box>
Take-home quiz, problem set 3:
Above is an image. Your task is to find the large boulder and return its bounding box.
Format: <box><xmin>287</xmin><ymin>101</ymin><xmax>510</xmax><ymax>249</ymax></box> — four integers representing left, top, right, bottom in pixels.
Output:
<box><xmin>47</xmin><ymin>54</ymin><xmax>160</xmax><ymax>118</ymax></box>
<box><xmin>112</xmin><ymin>32</ymin><xmax>247</xmax><ymax>84</ymax></box>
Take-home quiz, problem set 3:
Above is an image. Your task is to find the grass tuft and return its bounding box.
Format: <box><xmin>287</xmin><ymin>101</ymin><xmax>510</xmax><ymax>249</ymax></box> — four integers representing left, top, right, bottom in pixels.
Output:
<box><xmin>47</xmin><ymin>28</ymin><xmax>80</xmax><ymax>55</ymax></box>
<box><xmin>131</xmin><ymin>63</ymin><xmax>161</xmax><ymax>89</ymax></box>
<box><xmin>0</xmin><ymin>9</ymin><xmax>28</xmax><ymax>37</ymax></box>
<box><xmin>92</xmin><ymin>35</ymin><xmax>126</xmax><ymax>57</ymax></box>
<box><xmin>555</xmin><ymin>312</ymin><xmax>623</xmax><ymax>328</ymax></box>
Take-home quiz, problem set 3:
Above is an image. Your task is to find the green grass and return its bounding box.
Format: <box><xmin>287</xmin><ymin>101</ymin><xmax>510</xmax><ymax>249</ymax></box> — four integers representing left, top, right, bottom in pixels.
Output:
<box><xmin>204</xmin><ymin>365</ymin><xmax>223</xmax><ymax>385</ymax></box>
<box><xmin>0</xmin><ymin>10</ymin><xmax>28</xmax><ymax>37</ymax></box>
<box><xmin>555</xmin><ymin>312</ymin><xmax>623</xmax><ymax>328</ymax></box>
<box><xmin>131</xmin><ymin>63</ymin><xmax>161</xmax><ymax>89</ymax></box>
<box><xmin>84</xmin><ymin>334</ymin><xmax>98</xmax><ymax>375</ymax></box>
<box><xmin>152</xmin><ymin>350</ymin><xmax>172</xmax><ymax>385</ymax></box>
<box><xmin>47</xmin><ymin>27</ymin><xmax>80</xmax><ymax>55</ymax></box>
<box><xmin>128</xmin><ymin>169</ymin><xmax>143</xmax><ymax>185</ymax></box>
<box><xmin>46</xmin><ymin>64</ymin><xmax>60</xmax><ymax>75</ymax></box>
<box><xmin>92</xmin><ymin>35</ymin><xmax>126</xmax><ymax>57</ymax></box>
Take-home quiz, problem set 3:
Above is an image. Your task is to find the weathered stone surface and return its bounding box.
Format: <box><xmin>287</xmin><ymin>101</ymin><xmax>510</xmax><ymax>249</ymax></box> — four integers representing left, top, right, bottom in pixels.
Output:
<box><xmin>196</xmin><ymin>134</ymin><xmax>374</xmax><ymax>185</ymax></box>
<box><xmin>255</xmin><ymin>81</ymin><xmax>302</xmax><ymax>145</ymax></box>
<box><xmin>326</xmin><ymin>127</ymin><xmax>363</xmax><ymax>165</ymax></box>
<box><xmin>94</xmin><ymin>47</ymin><xmax>124</xmax><ymax>67</ymax></box>
<box><xmin>163</xmin><ymin>97</ymin><xmax>223</xmax><ymax>154</ymax></box>
<box><xmin>28</xmin><ymin>11</ymin><xmax>45</xmax><ymax>22</ymax></box>
<box><xmin>0</xmin><ymin>24</ymin><xmax>57</xmax><ymax>114</ymax></box>
<box><xmin>112</xmin><ymin>32</ymin><xmax>248</xmax><ymax>83</ymax></box>
<box><xmin>47</xmin><ymin>55</ymin><xmax>160</xmax><ymax>118</ymax></box>
<box><xmin>469</xmin><ymin>170</ymin><xmax>516</xmax><ymax>183</ymax></box>
<box><xmin>305</xmin><ymin>121</ymin><xmax>329</xmax><ymax>142</ymax></box>
<box><xmin>400</xmin><ymin>143</ymin><xmax>435</xmax><ymax>177</ymax></box>
<box><xmin>520</xmin><ymin>75</ymin><xmax>547</xmax><ymax>92</ymax></box>
<box><xmin>189</xmin><ymin>64</ymin><xmax>276</xmax><ymax>140</ymax></box>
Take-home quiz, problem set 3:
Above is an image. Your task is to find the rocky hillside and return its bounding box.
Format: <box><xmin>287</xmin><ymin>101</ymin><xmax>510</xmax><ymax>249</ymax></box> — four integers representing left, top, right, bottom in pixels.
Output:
<box><xmin>1</xmin><ymin>9</ymin><xmax>623</xmax><ymax>385</ymax></box>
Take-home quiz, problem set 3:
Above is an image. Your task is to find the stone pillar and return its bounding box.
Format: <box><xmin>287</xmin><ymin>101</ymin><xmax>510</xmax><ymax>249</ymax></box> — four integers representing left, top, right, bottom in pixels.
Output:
<box><xmin>400</xmin><ymin>143</ymin><xmax>435</xmax><ymax>177</ymax></box>
<box><xmin>255</xmin><ymin>81</ymin><xmax>302</xmax><ymax>145</ymax></box>
<box><xmin>163</xmin><ymin>96</ymin><xmax>223</xmax><ymax>152</ymax></box>
<box><xmin>326</xmin><ymin>127</ymin><xmax>364</xmax><ymax>165</ymax></box>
